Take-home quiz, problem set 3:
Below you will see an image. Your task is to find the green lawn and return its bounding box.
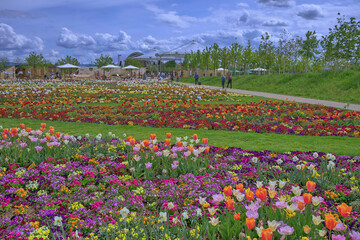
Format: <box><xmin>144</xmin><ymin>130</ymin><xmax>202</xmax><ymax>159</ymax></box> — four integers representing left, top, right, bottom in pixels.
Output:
<box><xmin>2</xmin><ymin>118</ymin><xmax>360</xmax><ymax>156</ymax></box>
<box><xmin>181</xmin><ymin>71</ymin><xmax>360</xmax><ymax>104</ymax></box>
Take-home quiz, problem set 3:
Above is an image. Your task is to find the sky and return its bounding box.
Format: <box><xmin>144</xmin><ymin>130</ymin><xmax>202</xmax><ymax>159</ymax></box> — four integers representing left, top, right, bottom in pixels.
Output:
<box><xmin>0</xmin><ymin>0</ymin><xmax>359</xmax><ymax>64</ymax></box>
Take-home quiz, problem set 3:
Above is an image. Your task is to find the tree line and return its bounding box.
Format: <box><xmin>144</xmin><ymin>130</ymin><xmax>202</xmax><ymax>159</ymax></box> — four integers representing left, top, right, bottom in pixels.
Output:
<box><xmin>182</xmin><ymin>13</ymin><xmax>360</xmax><ymax>74</ymax></box>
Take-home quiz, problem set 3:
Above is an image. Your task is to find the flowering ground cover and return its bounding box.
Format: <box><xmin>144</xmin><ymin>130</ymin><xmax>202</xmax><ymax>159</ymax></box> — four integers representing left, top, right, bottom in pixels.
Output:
<box><xmin>0</xmin><ymin>124</ymin><xmax>359</xmax><ymax>239</ymax></box>
<box><xmin>0</xmin><ymin>79</ymin><xmax>360</xmax><ymax>138</ymax></box>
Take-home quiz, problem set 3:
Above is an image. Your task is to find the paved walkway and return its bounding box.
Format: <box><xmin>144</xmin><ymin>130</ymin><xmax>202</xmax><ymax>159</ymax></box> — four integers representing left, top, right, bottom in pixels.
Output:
<box><xmin>178</xmin><ymin>82</ymin><xmax>360</xmax><ymax>111</ymax></box>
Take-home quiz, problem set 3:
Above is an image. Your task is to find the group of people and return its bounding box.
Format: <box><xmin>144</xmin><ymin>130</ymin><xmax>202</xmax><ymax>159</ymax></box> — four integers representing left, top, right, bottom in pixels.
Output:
<box><xmin>194</xmin><ymin>72</ymin><xmax>233</xmax><ymax>89</ymax></box>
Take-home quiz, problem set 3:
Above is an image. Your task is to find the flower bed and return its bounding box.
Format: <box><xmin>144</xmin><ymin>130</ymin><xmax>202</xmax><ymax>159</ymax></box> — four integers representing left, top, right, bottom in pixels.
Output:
<box><xmin>0</xmin><ymin>124</ymin><xmax>359</xmax><ymax>239</ymax></box>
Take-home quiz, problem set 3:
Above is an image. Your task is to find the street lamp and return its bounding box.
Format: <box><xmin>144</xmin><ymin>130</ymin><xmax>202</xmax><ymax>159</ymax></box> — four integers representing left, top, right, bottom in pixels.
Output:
<box><xmin>118</xmin><ymin>54</ymin><xmax>122</xmax><ymax>66</ymax></box>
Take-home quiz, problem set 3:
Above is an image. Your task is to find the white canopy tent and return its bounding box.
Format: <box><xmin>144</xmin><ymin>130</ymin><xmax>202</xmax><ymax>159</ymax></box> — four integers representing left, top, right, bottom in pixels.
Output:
<box><xmin>57</xmin><ymin>64</ymin><xmax>79</xmax><ymax>78</ymax></box>
<box><xmin>123</xmin><ymin>65</ymin><xmax>139</xmax><ymax>70</ymax></box>
<box><xmin>101</xmin><ymin>64</ymin><xmax>121</xmax><ymax>69</ymax></box>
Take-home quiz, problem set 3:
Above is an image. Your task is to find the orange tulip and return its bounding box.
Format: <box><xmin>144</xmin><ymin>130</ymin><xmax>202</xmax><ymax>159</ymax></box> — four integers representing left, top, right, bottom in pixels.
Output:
<box><xmin>204</xmin><ymin>147</ymin><xmax>210</xmax><ymax>153</ymax></box>
<box><xmin>303</xmin><ymin>193</ymin><xmax>312</xmax><ymax>205</ymax></box>
<box><xmin>298</xmin><ymin>202</ymin><xmax>305</xmax><ymax>211</ymax></box>
<box><xmin>165</xmin><ymin>139</ymin><xmax>171</xmax><ymax>146</ymax></box>
<box><xmin>245</xmin><ymin>189</ymin><xmax>254</xmax><ymax>201</ymax></box>
<box><xmin>143</xmin><ymin>140</ymin><xmax>150</xmax><ymax>147</ymax></box>
<box><xmin>49</xmin><ymin>129</ymin><xmax>55</xmax><ymax>134</ymax></box>
<box><xmin>26</xmin><ymin>128</ymin><xmax>31</xmax><ymax>133</ymax></box>
<box><xmin>130</xmin><ymin>139</ymin><xmax>136</xmax><ymax>145</ymax></box>
<box><xmin>153</xmin><ymin>145</ymin><xmax>158</xmax><ymax>152</ymax></box>
<box><xmin>46</xmin><ymin>135</ymin><xmax>51</xmax><ymax>141</ymax></box>
<box><xmin>234</xmin><ymin>212</ymin><xmax>241</xmax><ymax>220</ymax></box>
<box><xmin>150</xmin><ymin>134</ymin><xmax>156</xmax><ymax>140</ymax></box>
<box><xmin>2</xmin><ymin>133</ymin><xmax>7</xmax><ymax>140</ymax></box>
<box><xmin>20</xmin><ymin>123</ymin><xmax>25</xmax><ymax>129</ymax></box>
<box><xmin>55</xmin><ymin>132</ymin><xmax>61</xmax><ymax>138</ymax></box>
<box><xmin>261</xmin><ymin>228</ymin><xmax>273</xmax><ymax>240</ymax></box>
<box><xmin>41</xmin><ymin>123</ymin><xmax>46</xmax><ymax>128</ymax></box>
<box><xmin>223</xmin><ymin>186</ymin><xmax>232</xmax><ymax>196</ymax></box>
<box><xmin>3</xmin><ymin>128</ymin><xmax>9</xmax><ymax>134</ymax></box>
<box><xmin>166</xmin><ymin>133</ymin><xmax>171</xmax><ymax>138</ymax></box>
<box><xmin>176</xmin><ymin>141</ymin><xmax>182</xmax><ymax>147</ymax></box>
<box><xmin>226</xmin><ymin>198</ymin><xmax>235</xmax><ymax>209</ymax></box>
<box><xmin>255</xmin><ymin>188</ymin><xmax>267</xmax><ymax>201</ymax></box>
<box><xmin>127</xmin><ymin>136</ymin><xmax>133</xmax><ymax>142</ymax></box>
<box><xmin>325</xmin><ymin>213</ymin><xmax>338</xmax><ymax>230</ymax></box>
<box><xmin>306</xmin><ymin>181</ymin><xmax>316</xmax><ymax>192</ymax></box>
<box><xmin>337</xmin><ymin>203</ymin><xmax>352</xmax><ymax>218</ymax></box>
<box><xmin>246</xmin><ymin>218</ymin><xmax>256</xmax><ymax>229</ymax></box>
<box><xmin>40</xmin><ymin>127</ymin><xmax>45</xmax><ymax>132</ymax></box>
<box><xmin>303</xmin><ymin>225</ymin><xmax>311</xmax><ymax>234</ymax></box>
<box><xmin>202</xmin><ymin>138</ymin><xmax>208</xmax><ymax>144</ymax></box>
<box><xmin>193</xmin><ymin>134</ymin><xmax>198</xmax><ymax>140</ymax></box>
<box><xmin>236</xmin><ymin>183</ymin><xmax>244</xmax><ymax>192</ymax></box>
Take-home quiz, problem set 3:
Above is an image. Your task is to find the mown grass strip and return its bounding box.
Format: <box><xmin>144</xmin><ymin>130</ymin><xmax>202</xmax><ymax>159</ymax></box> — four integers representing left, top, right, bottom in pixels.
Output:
<box><xmin>2</xmin><ymin>117</ymin><xmax>360</xmax><ymax>156</ymax></box>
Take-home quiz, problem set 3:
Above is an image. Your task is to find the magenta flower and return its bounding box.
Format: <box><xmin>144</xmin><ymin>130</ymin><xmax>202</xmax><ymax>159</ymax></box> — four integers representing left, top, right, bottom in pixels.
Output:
<box><xmin>35</xmin><ymin>146</ymin><xmax>43</xmax><ymax>152</ymax></box>
<box><xmin>278</xmin><ymin>226</ymin><xmax>294</xmax><ymax>236</ymax></box>
<box><xmin>332</xmin><ymin>234</ymin><xmax>346</xmax><ymax>240</ymax></box>
<box><xmin>349</xmin><ymin>230</ymin><xmax>360</xmax><ymax>240</ymax></box>
<box><xmin>145</xmin><ymin>162</ymin><xmax>152</xmax><ymax>169</ymax></box>
<box><xmin>171</xmin><ymin>163</ymin><xmax>178</xmax><ymax>169</ymax></box>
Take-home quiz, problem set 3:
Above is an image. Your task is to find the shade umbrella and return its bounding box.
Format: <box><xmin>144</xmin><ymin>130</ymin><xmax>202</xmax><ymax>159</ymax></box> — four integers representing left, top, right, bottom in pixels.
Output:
<box><xmin>123</xmin><ymin>65</ymin><xmax>139</xmax><ymax>79</ymax></box>
<box><xmin>101</xmin><ymin>64</ymin><xmax>121</xmax><ymax>79</ymax></box>
<box><xmin>57</xmin><ymin>64</ymin><xmax>79</xmax><ymax>78</ymax></box>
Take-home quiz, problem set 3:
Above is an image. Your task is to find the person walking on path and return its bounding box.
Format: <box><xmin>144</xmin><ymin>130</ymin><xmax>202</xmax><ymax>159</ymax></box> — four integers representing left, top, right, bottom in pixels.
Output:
<box><xmin>221</xmin><ymin>74</ymin><xmax>226</xmax><ymax>89</ymax></box>
<box><xmin>194</xmin><ymin>72</ymin><xmax>199</xmax><ymax>85</ymax></box>
<box><xmin>227</xmin><ymin>74</ymin><xmax>232</xmax><ymax>89</ymax></box>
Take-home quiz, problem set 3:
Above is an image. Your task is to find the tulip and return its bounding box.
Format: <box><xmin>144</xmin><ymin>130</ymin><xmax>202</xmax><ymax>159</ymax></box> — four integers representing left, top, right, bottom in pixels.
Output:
<box><xmin>50</xmin><ymin>129</ymin><xmax>55</xmax><ymax>134</ymax></box>
<box><xmin>176</xmin><ymin>141</ymin><xmax>182</xmax><ymax>147</ymax></box>
<box><xmin>255</xmin><ymin>188</ymin><xmax>267</xmax><ymax>201</ymax></box>
<box><xmin>130</xmin><ymin>139</ymin><xmax>136</xmax><ymax>145</ymax></box>
<box><xmin>188</xmin><ymin>146</ymin><xmax>194</xmax><ymax>152</ymax></box>
<box><xmin>3</xmin><ymin>128</ymin><xmax>9</xmax><ymax>134</ymax></box>
<box><xmin>56</xmin><ymin>132</ymin><xmax>61</xmax><ymax>138</ymax></box>
<box><xmin>41</xmin><ymin>123</ymin><xmax>46</xmax><ymax>128</ymax></box>
<box><xmin>337</xmin><ymin>203</ymin><xmax>352</xmax><ymax>218</ymax></box>
<box><xmin>152</xmin><ymin>145</ymin><xmax>158</xmax><ymax>152</ymax></box>
<box><xmin>234</xmin><ymin>212</ymin><xmax>241</xmax><ymax>220</ymax></box>
<box><xmin>165</xmin><ymin>139</ymin><xmax>170</xmax><ymax>146</ymax></box>
<box><xmin>26</xmin><ymin>128</ymin><xmax>31</xmax><ymax>133</ymax></box>
<box><xmin>143</xmin><ymin>140</ymin><xmax>150</xmax><ymax>147</ymax></box>
<box><xmin>204</xmin><ymin>147</ymin><xmax>210</xmax><ymax>153</ymax></box>
<box><xmin>193</xmin><ymin>134</ymin><xmax>197</xmax><ymax>140</ymax></box>
<box><xmin>20</xmin><ymin>123</ymin><xmax>25</xmax><ymax>129</ymax></box>
<box><xmin>245</xmin><ymin>189</ymin><xmax>254</xmax><ymax>201</ymax></box>
<box><xmin>236</xmin><ymin>183</ymin><xmax>244</xmax><ymax>192</ymax></box>
<box><xmin>261</xmin><ymin>228</ymin><xmax>273</xmax><ymax>240</ymax></box>
<box><xmin>223</xmin><ymin>186</ymin><xmax>232</xmax><ymax>196</ymax></box>
<box><xmin>226</xmin><ymin>198</ymin><xmax>235</xmax><ymax>209</ymax></box>
<box><xmin>2</xmin><ymin>133</ymin><xmax>7</xmax><ymax>140</ymax></box>
<box><xmin>303</xmin><ymin>225</ymin><xmax>311</xmax><ymax>234</ymax></box>
<box><xmin>306</xmin><ymin>181</ymin><xmax>316</xmax><ymax>192</ymax></box>
<box><xmin>325</xmin><ymin>213</ymin><xmax>338</xmax><ymax>230</ymax></box>
<box><xmin>202</xmin><ymin>138</ymin><xmax>208</xmax><ymax>144</ymax></box>
<box><xmin>127</xmin><ymin>136</ymin><xmax>133</xmax><ymax>142</ymax></box>
<box><xmin>166</xmin><ymin>133</ymin><xmax>171</xmax><ymax>138</ymax></box>
<box><xmin>303</xmin><ymin>193</ymin><xmax>312</xmax><ymax>205</ymax></box>
<box><xmin>246</xmin><ymin>218</ymin><xmax>256</xmax><ymax>229</ymax></box>
<box><xmin>150</xmin><ymin>134</ymin><xmax>156</xmax><ymax>140</ymax></box>
<box><xmin>46</xmin><ymin>135</ymin><xmax>51</xmax><ymax>141</ymax></box>
<box><xmin>298</xmin><ymin>202</ymin><xmax>305</xmax><ymax>211</ymax></box>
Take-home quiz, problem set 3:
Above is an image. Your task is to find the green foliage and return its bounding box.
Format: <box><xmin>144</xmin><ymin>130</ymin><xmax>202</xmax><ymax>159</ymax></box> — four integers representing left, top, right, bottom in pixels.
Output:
<box><xmin>94</xmin><ymin>54</ymin><xmax>114</xmax><ymax>68</ymax></box>
<box><xmin>124</xmin><ymin>58</ymin><xmax>143</xmax><ymax>68</ymax></box>
<box><xmin>56</xmin><ymin>56</ymin><xmax>80</xmax><ymax>66</ymax></box>
<box><xmin>25</xmin><ymin>52</ymin><xmax>47</xmax><ymax>69</ymax></box>
<box><xmin>0</xmin><ymin>57</ymin><xmax>10</xmax><ymax>71</ymax></box>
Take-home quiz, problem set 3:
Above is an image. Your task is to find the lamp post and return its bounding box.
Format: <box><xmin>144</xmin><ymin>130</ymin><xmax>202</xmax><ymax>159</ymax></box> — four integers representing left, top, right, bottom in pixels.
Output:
<box><xmin>118</xmin><ymin>54</ymin><xmax>122</xmax><ymax>66</ymax></box>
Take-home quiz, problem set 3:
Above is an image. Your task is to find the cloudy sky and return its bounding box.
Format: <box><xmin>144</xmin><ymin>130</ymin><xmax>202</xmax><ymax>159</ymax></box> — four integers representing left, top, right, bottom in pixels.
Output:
<box><xmin>0</xmin><ymin>0</ymin><xmax>359</xmax><ymax>64</ymax></box>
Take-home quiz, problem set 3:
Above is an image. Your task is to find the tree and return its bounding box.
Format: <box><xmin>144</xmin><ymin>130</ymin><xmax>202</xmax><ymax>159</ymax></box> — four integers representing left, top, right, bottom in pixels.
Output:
<box><xmin>259</xmin><ymin>32</ymin><xmax>275</xmax><ymax>74</ymax></box>
<box><xmin>219</xmin><ymin>46</ymin><xmax>230</xmax><ymax>70</ymax></box>
<box><xmin>25</xmin><ymin>52</ymin><xmax>46</xmax><ymax>69</ymax></box>
<box><xmin>0</xmin><ymin>57</ymin><xmax>10</xmax><ymax>71</ymax></box>
<box><xmin>14</xmin><ymin>57</ymin><xmax>24</xmax><ymax>67</ymax></box>
<box><xmin>242</xmin><ymin>40</ymin><xmax>253</xmax><ymax>75</ymax></box>
<box><xmin>320</xmin><ymin>33</ymin><xmax>336</xmax><ymax>71</ymax></box>
<box><xmin>299</xmin><ymin>30</ymin><xmax>320</xmax><ymax>72</ymax></box>
<box><xmin>182</xmin><ymin>53</ymin><xmax>190</xmax><ymax>70</ymax></box>
<box><xmin>210</xmin><ymin>43</ymin><xmax>220</xmax><ymax>75</ymax></box>
<box><xmin>124</xmin><ymin>58</ymin><xmax>143</xmax><ymax>68</ymax></box>
<box><xmin>56</xmin><ymin>56</ymin><xmax>80</xmax><ymax>66</ymax></box>
<box><xmin>229</xmin><ymin>42</ymin><xmax>243</xmax><ymax>73</ymax></box>
<box><xmin>94</xmin><ymin>54</ymin><xmax>114</xmax><ymax>68</ymax></box>
<box><xmin>201</xmin><ymin>46</ymin><xmax>211</xmax><ymax>75</ymax></box>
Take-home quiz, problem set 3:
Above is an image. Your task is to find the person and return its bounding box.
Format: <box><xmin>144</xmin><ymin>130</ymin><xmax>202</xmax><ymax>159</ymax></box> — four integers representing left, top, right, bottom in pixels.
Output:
<box><xmin>194</xmin><ymin>72</ymin><xmax>199</xmax><ymax>85</ymax></box>
<box><xmin>221</xmin><ymin>74</ymin><xmax>226</xmax><ymax>89</ymax></box>
<box><xmin>176</xmin><ymin>74</ymin><xmax>180</xmax><ymax>82</ymax></box>
<box><xmin>227</xmin><ymin>74</ymin><xmax>232</xmax><ymax>89</ymax></box>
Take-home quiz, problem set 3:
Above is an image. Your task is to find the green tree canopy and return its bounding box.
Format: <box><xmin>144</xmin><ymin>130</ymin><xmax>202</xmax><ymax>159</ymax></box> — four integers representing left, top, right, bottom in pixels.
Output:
<box><xmin>56</xmin><ymin>56</ymin><xmax>80</xmax><ymax>66</ymax></box>
<box><xmin>94</xmin><ymin>54</ymin><xmax>114</xmax><ymax>68</ymax></box>
<box><xmin>25</xmin><ymin>52</ymin><xmax>47</xmax><ymax>69</ymax></box>
<box><xmin>124</xmin><ymin>58</ymin><xmax>143</xmax><ymax>68</ymax></box>
<box><xmin>0</xmin><ymin>57</ymin><xmax>10</xmax><ymax>71</ymax></box>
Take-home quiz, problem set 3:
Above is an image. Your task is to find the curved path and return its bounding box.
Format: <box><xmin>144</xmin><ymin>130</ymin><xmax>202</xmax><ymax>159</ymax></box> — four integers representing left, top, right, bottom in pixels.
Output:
<box><xmin>178</xmin><ymin>82</ymin><xmax>360</xmax><ymax>111</ymax></box>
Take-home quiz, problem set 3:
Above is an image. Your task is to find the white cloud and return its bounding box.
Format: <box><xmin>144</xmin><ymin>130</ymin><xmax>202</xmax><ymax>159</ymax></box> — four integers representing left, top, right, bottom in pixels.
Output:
<box><xmin>237</xmin><ymin>3</ymin><xmax>249</xmax><ymax>8</ymax></box>
<box><xmin>0</xmin><ymin>23</ymin><xmax>44</xmax><ymax>52</ymax></box>
<box><xmin>57</xmin><ymin>27</ymin><xmax>96</xmax><ymax>48</ymax></box>
<box><xmin>297</xmin><ymin>4</ymin><xmax>324</xmax><ymax>20</ymax></box>
<box><xmin>257</xmin><ymin>0</ymin><xmax>295</xmax><ymax>8</ymax></box>
<box><xmin>145</xmin><ymin>4</ymin><xmax>196</xmax><ymax>28</ymax></box>
<box><xmin>262</xmin><ymin>19</ymin><xmax>289</xmax><ymax>26</ymax></box>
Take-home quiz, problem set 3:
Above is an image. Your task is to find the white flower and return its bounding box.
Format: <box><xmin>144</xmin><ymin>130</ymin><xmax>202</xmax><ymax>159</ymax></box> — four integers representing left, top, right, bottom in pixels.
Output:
<box><xmin>54</xmin><ymin>216</ymin><xmax>63</xmax><ymax>227</ymax></box>
<box><xmin>85</xmin><ymin>133</ymin><xmax>90</xmax><ymax>138</ymax></box>
<box><xmin>255</xmin><ymin>226</ymin><xmax>263</xmax><ymax>237</ymax></box>
<box><xmin>292</xmin><ymin>156</ymin><xmax>299</xmax><ymax>162</ymax></box>
<box><xmin>182</xmin><ymin>211</ymin><xmax>189</xmax><ymax>220</ymax></box>
<box><xmin>296</xmin><ymin>165</ymin><xmax>302</xmax><ymax>170</ymax></box>
<box><xmin>176</xmin><ymin>137</ymin><xmax>181</xmax><ymax>142</ymax></box>
<box><xmin>167</xmin><ymin>202</ymin><xmax>174</xmax><ymax>209</ymax></box>
<box><xmin>269</xmin><ymin>180</ymin><xmax>277</xmax><ymax>189</ymax></box>
<box><xmin>276</xmin><ymin>159</ymin><xmax>283</xmax><ymax>164</ymax></box>
<box><xmin>183</xmin><ymin>136</ymin><xmax>188</xmax><ymax>140</ymax></box>
<box><xmin>308</xmin><ymin>164</ymin><xmax>315</xmax><ymax>171</ymax></box>
<box><xmin>313</xmin><ymin>152</ymin><xmax>318</xmax><ymax>158</ymax></box>
<box><xmin>196</xmin><ymin>208</ymin><xmax>202</xmax><ymax>216</ymax></box>
<box><xmin>326</xmin><ymin>153</ymin><xmax>336</xmax><ymax>161</ymax></box>
<box><xmin>108</xmin><ymin>132</ymin><xmax>112</xmax><ymax>136</ymax></box>
<box><xmin>172</xmin><ymin>216</ymin><xmax>180</xmax><ymax>224</ymax></box>
<box><xmin>279</xmin><ymin>180</ymin><xmax>287</xmax><ymax>189</ymax></box>
<box><xmin>327</xmin><ymin>161</ymin><xmax>335</xmax><ymax>170</ymax></box>
<box><xmin>256</xmin><ymin>181</ymin><xmax>263</xmax><ymax>188</ymax></box>
<box><xmin>291</xmin><ymin>186</ymin><xmax>302</xmax><ymax>196</ymax></box>
<box><xmin>120</xmin><ymin>207</ymin><xmax>129</xmax><ymax>218</ymax></box>
<box><xmin>123</xmin><ymin>133</ymin><xmax>127</xmax><ymax>137</ymax></box>
<box><xmin>163</xmin><ymin>150</ymin><xmax>170</xmax><ymax>157</ymax></box>
<box><xmin>251</xmin><ymin>157</ymin><xmax>258</xmax><ymax>163</ymax></box>
<box><xmin>209</xmin><ymin>217</ymin><xmax>220</xmax><ymax>226</ymax></box>
<box><xmin>198</xmin><ymin>197</ymin><xmax>207</xmax><ymax>205</ymax></box>
<box><xmin>182</xmin><ymin>141</ymin><xmax>188</xmax><ymax>147</ymax></box>
<box><xmin>208</xmin><ymin>207</ymin><xmax>217</xmax><ymax>216</ymax></box>
<box><xmin>234</xmin><ymin>192</ymin><xmax>245</xmax><ymax>202</ymax></box>
<box><xmin>159</xmin><ymin>212</ymin><xmax>167</xmax><ymax>222</ymax></box>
